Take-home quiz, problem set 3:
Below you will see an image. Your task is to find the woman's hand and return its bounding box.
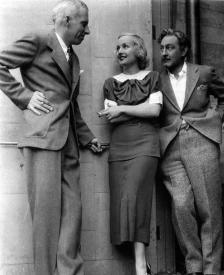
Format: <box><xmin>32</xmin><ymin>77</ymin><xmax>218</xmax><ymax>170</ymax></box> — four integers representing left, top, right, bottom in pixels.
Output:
<box><xmin>98</xmin><ymin>106</ymin><xmax>122</xmax><ymax>120</ymax></box>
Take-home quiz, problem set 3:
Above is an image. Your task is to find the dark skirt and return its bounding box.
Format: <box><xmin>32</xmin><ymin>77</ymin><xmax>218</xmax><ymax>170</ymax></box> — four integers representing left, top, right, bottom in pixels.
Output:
<box><xmin>109</xmin><ymin>156</ymin><xmax>158</xmax><ymax>245</ymax></box>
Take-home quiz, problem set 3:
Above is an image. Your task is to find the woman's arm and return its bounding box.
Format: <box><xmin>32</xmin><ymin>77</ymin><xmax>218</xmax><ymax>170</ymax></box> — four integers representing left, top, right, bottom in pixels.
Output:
<box><xmin>98</xmin><ymin>102</ymin><xmax>162</xmax><ymax>121</ymax></box>
<box><xmin>99</xmin><ymin>91</ymin><xmax>162</xmax><ymax>121</ymax></box>
<box><xmin>119</xmin><ymin>102</ymin><xmax>161</xmax><ymax>118</ymax></box>
<box><xmin>98</xmin><ymin>107</ymin><xmax>132</xmax><ymax>123</ymax></box>
<box><xmin>102</xmin><ymin>95</ymin><xmax>132</xmax><ymax>123</ymax></box>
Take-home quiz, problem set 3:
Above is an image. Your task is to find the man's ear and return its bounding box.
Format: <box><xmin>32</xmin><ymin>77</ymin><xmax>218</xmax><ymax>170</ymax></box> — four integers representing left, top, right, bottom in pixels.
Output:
<box><xmin>182</xmin><ymin>46</ymin><xmax>188</xmax><ymax>58</ymax></box>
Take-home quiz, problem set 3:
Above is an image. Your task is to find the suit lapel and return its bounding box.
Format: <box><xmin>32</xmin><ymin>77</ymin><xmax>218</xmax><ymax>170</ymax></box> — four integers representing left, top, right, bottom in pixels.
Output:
<box><xmin>161</xmin><ymin>71</ymin><xmax>180</xmax><ymax>111</ymax></box>
<box><xmin>47</xmin><ymin>31</ymin><xmax>72</xmax><ymax>88</ymax></box>
<box><xmin>183</xmin><ymin>63</ymin><xmax>199</xmax><ymax>109</ymax></box>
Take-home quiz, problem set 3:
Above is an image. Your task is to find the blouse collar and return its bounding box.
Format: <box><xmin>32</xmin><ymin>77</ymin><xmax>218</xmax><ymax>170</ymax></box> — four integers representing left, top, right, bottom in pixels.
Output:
<box><xmin>113</xmin><ymin>70</ymin><xmax>151</xmax><ymax>82</ymax></box>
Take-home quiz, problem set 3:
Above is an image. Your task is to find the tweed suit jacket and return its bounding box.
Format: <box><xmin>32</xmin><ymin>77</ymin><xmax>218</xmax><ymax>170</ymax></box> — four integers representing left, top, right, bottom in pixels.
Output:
<box><xmin>159</xmin><ymin>63</ymin><xmax>224</xmax><ymax>155</ymax></box>
<box><xmin>0</xmin><ymin>30</ymin><xmax>94</xmax><ymax>151</ymax></box>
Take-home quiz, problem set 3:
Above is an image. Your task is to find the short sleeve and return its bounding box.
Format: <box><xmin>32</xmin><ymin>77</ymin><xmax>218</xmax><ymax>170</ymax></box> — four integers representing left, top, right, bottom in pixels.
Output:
<box><xmin>148</xmin><ymin>91</ymin><xmax>163</xmax><ymax>105</ymax></box>
<box><xmin>149</xmin><ymin>71</ymin><xmax>160</xmax><ymax>94</ymax></box>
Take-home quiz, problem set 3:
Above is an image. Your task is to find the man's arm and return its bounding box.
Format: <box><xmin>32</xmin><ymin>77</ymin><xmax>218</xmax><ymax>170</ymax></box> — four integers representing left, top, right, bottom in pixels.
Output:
<box><xmin>73</xmin><ymin>99</ymin><xmax>94</xmax><ymax>144</ymax></box>
<box><xmin>209</xmin><ymin>67</ymin><xmax>224</xmax><ymax>120</ymax></box>
<box><xmin>72</xmin><ymin>83</ymin><xmax>101</xmax><ymax>152</ymax></box>
<box><xmin>0</xmin><ymin>33</ymin><xmax>53</xmax><ymax>113</ymax></box>
<box><xmin>0</xmin><ymin>34</ymin><xmax>39</xmax><ymax>109</ymax></box>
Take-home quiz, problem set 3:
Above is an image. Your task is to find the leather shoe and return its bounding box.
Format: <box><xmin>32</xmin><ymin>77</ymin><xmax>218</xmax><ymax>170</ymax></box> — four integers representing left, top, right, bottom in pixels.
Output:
<box><xmin>187</xmin><ymin>273</ymin><xmax>203</xmax><ymax>275</ymax></box>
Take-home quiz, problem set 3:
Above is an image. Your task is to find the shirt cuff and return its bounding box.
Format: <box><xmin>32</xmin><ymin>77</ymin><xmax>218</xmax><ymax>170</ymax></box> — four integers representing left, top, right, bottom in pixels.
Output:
<box><xmin>104</xmin><ymin>99</ymin><xmax>118</xmax><ymax>109</ymax></box>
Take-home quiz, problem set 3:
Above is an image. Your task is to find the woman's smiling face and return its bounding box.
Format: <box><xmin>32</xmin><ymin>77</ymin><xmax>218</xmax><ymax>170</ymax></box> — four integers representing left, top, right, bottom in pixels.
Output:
<box><xmin>116</xmin><ymin>36</ymin><xmax>138</xmax><ymax>68</ymax></box>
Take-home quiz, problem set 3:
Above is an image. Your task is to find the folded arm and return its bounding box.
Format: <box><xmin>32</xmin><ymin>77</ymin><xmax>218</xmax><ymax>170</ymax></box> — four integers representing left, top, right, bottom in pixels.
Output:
<box><xmin>99</xmin><ymin>91</ymin><xmax>162</xmax><ymax>123</ymax></box>
<box><xmin>99</xmin><ymin>102</ymin><xmax>161</xmax><ymax>122</ymax></box>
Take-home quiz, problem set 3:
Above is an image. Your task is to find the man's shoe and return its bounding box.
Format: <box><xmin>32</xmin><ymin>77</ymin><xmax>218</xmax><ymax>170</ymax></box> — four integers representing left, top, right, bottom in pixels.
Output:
<box><xmin>187</xmin><ymin>273</ymin><xmax>203</xmax><ymax>275</ymax></box>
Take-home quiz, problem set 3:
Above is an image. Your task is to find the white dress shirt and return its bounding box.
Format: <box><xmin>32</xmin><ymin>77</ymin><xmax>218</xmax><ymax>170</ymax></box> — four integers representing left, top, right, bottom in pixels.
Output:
<box><xmin>55</xmin><ymin>32</ymin><xmax>69</xmax><ymax>61</ymax></box>
<box><xmin>169</xmin><ymin>62</ymin><xmax>187</xmax><ymax>111</ymax></box>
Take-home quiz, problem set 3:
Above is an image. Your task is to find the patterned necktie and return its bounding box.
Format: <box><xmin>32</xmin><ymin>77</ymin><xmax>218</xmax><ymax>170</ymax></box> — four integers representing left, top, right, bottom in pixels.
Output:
<box><xmin>67</xmin><ymin>46</ymin><xmax>73</xmax><ymax>74</ymax></box>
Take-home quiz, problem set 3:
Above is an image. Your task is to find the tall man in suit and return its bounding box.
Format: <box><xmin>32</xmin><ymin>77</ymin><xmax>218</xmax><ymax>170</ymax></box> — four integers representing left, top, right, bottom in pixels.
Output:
<box><xmin>159</xmin><ymin>29</ymin><xmax>224</xmax><ymax>275</ymax></box>
<box><xmin>0</xmin><ymin>1</ymin><xmax>102</xmax><ymax>274</ymax></box>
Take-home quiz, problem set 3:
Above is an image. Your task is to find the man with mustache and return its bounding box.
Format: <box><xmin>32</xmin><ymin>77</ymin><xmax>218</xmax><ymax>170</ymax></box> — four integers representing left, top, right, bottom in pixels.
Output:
<box><xmin>93</xmin><ymin>27</ymin><xmax>224</xmax><ymax>275</ymax></box>
<box><xmin>159</xmin><ymin>29</ymin><xmax>224</xmax><ymax>275</ymax></box>
<box><xmin>0</xmin><ymin>0</ymin><xmax>101</xmax><ymax>274</ymax></box>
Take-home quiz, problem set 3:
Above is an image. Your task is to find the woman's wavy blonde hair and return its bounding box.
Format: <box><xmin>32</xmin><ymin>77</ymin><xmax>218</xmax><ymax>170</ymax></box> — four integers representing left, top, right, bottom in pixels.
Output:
<box><xmin>117</xmin><ymin>33</ymin><xmax>148</xmax><ymax>70</ymax></box>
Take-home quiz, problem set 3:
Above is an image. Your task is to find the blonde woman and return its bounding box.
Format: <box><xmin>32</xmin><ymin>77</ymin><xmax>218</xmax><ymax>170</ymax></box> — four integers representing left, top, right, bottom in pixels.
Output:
<box><xmin>99</xmin><ymin>33</ymin><xmax>162</xmax><ymax>275</ymax></box>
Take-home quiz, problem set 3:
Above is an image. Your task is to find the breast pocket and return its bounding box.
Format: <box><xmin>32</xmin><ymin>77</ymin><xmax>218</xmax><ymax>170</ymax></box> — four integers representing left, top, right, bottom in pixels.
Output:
<box><xmin>196</xmin><ymin>84</ymin><xmax>209</xmax><ymax>97</ymax></box>
<box><xmin>192</xmin><ymin>84</ymin><xmax>209</xmax><ymax>108</ymax></box>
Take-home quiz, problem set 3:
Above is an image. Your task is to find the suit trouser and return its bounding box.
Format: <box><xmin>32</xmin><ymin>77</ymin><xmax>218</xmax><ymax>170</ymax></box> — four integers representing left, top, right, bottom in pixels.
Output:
<box><xmin>22</xmin><ymin>127</ymin><xmax>84</xmax><ymax>275</ymax></box>
<box><xmin>161</xmin><ymin>126</ymin><xmax>223</xmax><ymax>274</ymax></box>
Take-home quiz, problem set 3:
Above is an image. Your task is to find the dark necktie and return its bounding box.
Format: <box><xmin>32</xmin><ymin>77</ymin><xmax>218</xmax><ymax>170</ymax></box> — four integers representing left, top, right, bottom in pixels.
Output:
<box><xmin>67</xmin><ymin>46</ymin><xmax>73</xmax><ymax>74</ymax></box>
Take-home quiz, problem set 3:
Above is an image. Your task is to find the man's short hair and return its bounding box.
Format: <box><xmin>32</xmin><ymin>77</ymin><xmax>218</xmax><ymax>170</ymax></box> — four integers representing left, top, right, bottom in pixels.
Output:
<box><xmin>52</xmin><ymin>0</ymin><xmax>88</xmax><ymax>23</ymax></box>
<box><xmin>158</xmin><ymin>28</ymin><xmax>191</xmax><ymax>58</ymax></box>
<box><xmin>117</xmin><ymin>33</ymin><xmax>148</xmax><ymax>70</ymax></box>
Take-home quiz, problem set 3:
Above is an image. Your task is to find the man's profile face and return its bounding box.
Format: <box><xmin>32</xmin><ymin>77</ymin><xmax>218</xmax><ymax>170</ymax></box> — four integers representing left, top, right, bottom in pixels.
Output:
<box><xmin>160</xmin><ymin>35</ymin><xmax>187</xmax><ymax>72</ymax></box>
<box><xmin>66</xmin><ymin>7</ymin><xmax>90</xmax><ymax>45</ymax></box>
